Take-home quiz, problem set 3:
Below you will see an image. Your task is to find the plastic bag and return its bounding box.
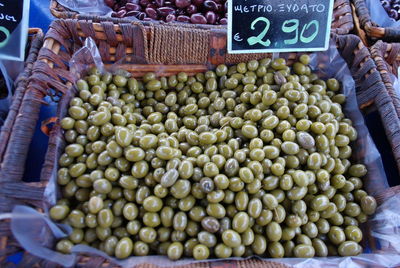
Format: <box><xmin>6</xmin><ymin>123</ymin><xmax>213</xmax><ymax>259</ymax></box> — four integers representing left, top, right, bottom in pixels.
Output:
<box><xmin>56</xmin><ymin>0</ymin><xmax>112</xmax><ymax>16</ymax></box>
<box><xmin>365</xmin><ymin>0</ymin><xmax>400</xmax><ymax>28</ymax></box>
<box><xmin>10</xmin><ymin>38</ymin><xmax>400</xmax><ymax>267</ymax></box>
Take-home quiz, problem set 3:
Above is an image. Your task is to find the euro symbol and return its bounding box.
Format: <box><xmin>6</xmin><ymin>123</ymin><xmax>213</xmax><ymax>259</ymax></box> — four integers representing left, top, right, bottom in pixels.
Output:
<box><xmin>234</xmin><ymin>33</ymin><xmax>243</xmax><ymax>42</ymax></box>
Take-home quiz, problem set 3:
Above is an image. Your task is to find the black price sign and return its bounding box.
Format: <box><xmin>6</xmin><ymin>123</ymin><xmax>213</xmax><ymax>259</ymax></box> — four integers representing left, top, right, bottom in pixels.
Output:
<box><xmin>0</xmin><ymin>0</ymin><xmax>30</xmax><ymax>61</ymax></box>
<box><xmin>228</xmin><ymin>0</ymin><xmax>334</xmax><ymax>53</ymax></box>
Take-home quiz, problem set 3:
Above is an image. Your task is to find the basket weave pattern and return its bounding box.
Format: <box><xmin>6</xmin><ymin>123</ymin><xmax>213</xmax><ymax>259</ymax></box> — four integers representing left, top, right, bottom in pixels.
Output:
<box><xmin>371</xmin><ymin>41</ymin><xmax>400</xmax><ymax>117</ymax></box>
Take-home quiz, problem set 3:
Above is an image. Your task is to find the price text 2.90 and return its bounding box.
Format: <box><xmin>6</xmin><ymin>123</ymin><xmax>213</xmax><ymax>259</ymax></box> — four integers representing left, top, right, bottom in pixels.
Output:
<box><xmin>247</xmin><ymin>17</ymin><xmax>319</xmax><ymax>47</ymax></box>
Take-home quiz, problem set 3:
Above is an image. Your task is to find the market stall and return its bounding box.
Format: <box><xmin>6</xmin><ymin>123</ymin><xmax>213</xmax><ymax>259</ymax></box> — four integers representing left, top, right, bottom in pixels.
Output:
<box><xmin>0</xmin><ymin>0</ymin><xmax>400</xmax><ymax>267</ymax></box>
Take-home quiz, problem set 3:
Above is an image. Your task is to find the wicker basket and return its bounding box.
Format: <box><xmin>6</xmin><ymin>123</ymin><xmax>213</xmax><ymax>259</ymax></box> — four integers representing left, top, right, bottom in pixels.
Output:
<box><xmin>370</xmin><ymin>41</ymin><xmax>400</xmax><ymax>116</ymax></box>
<box><xmin>0</xmin><ymin>28</ymin><xmax>44</xmax><ymax>163</ymax></box>
<box><xmin>353</xmin><ymin>0</ymin><xmax>400</xmax><ymax>44</ymax></box>
<box><xmin>50</xmin><ymin>0</ymin><xmax>354</xmax><ymax>34</ymax></box>
<box><xmin>0</xmin><ymin>19</ymin><xmax>399</xmax><ymax>266</ymax></box>
<box><xmin>0</xmin><ymin>28</ymin><xmax>44</xmax><ymax>264</ymax></box>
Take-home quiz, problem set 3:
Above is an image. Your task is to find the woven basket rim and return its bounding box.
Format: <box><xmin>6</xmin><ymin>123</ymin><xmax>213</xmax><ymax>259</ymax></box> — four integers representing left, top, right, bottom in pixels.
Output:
<box><xmin>370</xmin><ymin>40</ymin><xmax>400</xmax><ymax>118</ymax></box>
<box><xmin>0</xmin><ymin>27</ymin><xmax>45</xmax><ymax>265</ymax></box>
<box><xmin>0</xmin><ymin>27</ymin><xmax>44</xmax><ymax>162</ymax></box>
<box><xmin>49</xmin><ymin>0</ymin><xmax>354</xmax><ymax>34</ymax></box>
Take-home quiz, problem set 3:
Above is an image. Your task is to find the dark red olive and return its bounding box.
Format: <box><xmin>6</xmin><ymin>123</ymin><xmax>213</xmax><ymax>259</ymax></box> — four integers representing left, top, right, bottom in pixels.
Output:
<box><xmin>147</xmin><ymin>3</ymin><xmax>157</xmax><ymax>9</ymax></box>
<box><xmin>158</xmin><ymin>7</ymin><xmax>175</xmax><ymax>16</ymax></box>
<box><xmin>137</xmin><ymin>12</ymin><xmax>146</xmax><ymax>19</ymax></box>
<box><xmin>190</xmin><ymin>13</ymin><xmax>207</xmax><ymax>24</ymax></box>
<box><xmin>140</xmin><ymin>0</ymin><xmax>151</xmax><ymax>6</ymax></box>
<box><xmin>117</xmin><ymin>9</ymin><xmax>127</xmax><ymax>17</ymax></box>
<box><xmin>382</xmin><ymin>1</ymin><xmax>391</xmax><ymax>9</ymax></box>
<box><xmin>155</xmin><ymin>0</ymin><xmax>165</xmax><ymax>7</ymax></box>
<box><xmin>127</xmin><ymin>10</ymin><xmax>140</xmax><ymax>17</ymax></box>
<box><xmin>192</xmin><ymin>0</ymin><xmax>205</xmax><ymax>6</ymax></box>
<box><xmin>176</xmin><ymin>8</ymin><xmax>186</xmax><ymax>16</ymax></box>
<box><xmin>145</xmin><ymin>7</ymin><xmax>158</xmax><ymax>19</ymax></box>
<box><xmin>205</xmin><ymin>11</ymin><xmax>217</xmax><ymax>24</ymax></box>
<box><xmin>389</xmin><ymin>9</ymin><xmax>399</xmax><ymax>19</ymax></box>
<box><xmin>177</xmin><ymin>15</ymin><xmax>191</xmax><ymax>22</ymax></box>
<box><xmin>175</xmin><ymin>0</ymin><xmax>191</xmax><ymax>8</ymax></box>
<box><xmin>204</xmin><ymin>0</ymin><xmax>218</xmax><ymax>11</ymax></box>
<box><xmin>186</xmin><ymin>5</ymin><xmax>197</xmax><ymax>15</ymax></box>
<box><xmin>219</xmin><ymin>17</ymin><xmax>227</xmax><ymax>25</ymax></box>
<box><xmin>216</xmin><ymin>3</ymin><xmax>224</xmax><ymax>13</ymax></box>
<box><xmin>165</xmin><ymin>14</ymin><xmax>176</xmax><ymax>22</ymax></box>
<box><xmin>126</xmin><ymin>3</ymin><xmax>141</xmax><ymax>11</ymax></box>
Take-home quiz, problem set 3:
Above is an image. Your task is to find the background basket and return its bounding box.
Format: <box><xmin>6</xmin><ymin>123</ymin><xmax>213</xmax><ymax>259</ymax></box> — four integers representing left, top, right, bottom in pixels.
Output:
<box><xmin>369</xmin><ymin>41</ymin><xmax>400</xmax><ymax>184</ymax></box>
<box><xmin>353</xmin><ymin>0</ymin><xmax>400</xmax><ymax>44</ymax></box>
<box><xmin>0</xmin><ymin>29</ymin><xmax>44</xmax><ymax>163</ymax></box>
<box><xmin>0</xmin><ymin>28</ymin><xmax>44</xmax><ymax>264</ymax></box>
<box><xmin>371</xmin><ymin>41</ymin><xmax>400</xmax><ymax>116</ymax></box>
<box><xmin>0</xmin><ymin>19</ymin><xmax>399</xmax><ymax>266</ymax></box>
<box><xmin>50</xmin><ymin>0</ymin><xmax>354</xmax><ymax>34</ymax></box>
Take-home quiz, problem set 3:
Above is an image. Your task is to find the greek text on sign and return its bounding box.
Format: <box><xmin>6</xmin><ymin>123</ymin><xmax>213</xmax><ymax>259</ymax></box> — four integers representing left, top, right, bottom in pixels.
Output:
<box><xmin>228</xmin><ymin>0</ymin><xmax>334</xmax><ymax>54</ymax></box>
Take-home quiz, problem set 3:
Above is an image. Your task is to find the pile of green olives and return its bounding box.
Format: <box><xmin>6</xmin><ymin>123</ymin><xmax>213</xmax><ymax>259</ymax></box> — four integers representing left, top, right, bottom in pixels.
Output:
<box><xmin>50</xmin><ymin>56</ymin><xmax>377</xmax><ymax>260</ymax></box>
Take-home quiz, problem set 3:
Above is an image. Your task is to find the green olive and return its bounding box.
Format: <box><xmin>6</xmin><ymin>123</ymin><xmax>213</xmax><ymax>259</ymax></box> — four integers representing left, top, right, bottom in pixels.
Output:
<box><xmin>266</xmin><ymin>221</ymin><xmax>282</xmax><ymax>242</ymax></box>
<box><xmin>215</xmin><ymin>243</ymin><xmax>232</xmax><ymax>258</ymax></box>
<box><xmin>312</xmin><ymin>238</ymin><xmax>328</xmax><ymax>257</ymax></box>
<box><xmin>50</xmin><ymin>205</ymin><xmax>70</xmax><ymax>221</ymax></box>
<box><xmin>191</xmin><ymin>244</ymin><xmax>209</xmax><ymax>260</ymax></box>
<box><xmin>328</xmin><ymin>226</ymin><xmax>346</xmax><ymax>245</ymax></box>
<box><xmin>268</xmin><ymin>241</ymin><xmax>285</xmax><ymax>258</ymax></box>
<box><xmin>115</xmin><ymin>237</ymin><xmax>133</xmax><ymax>259</ymax></box>
<box><xmin>360</xmin><ymin>195</ymin><xmax>377</xmax><ymax>215</ymax></box>
<box><xmin>338</xmin><ymin>241</ymin><xmax>362</xmax><ymax>256</ymax></box>
<box><xmin>68</xmin><ymin>210</ymin><xmax>85</xmax><ymax>228</ymax></box>
<box><xmin>222</xmin><ymin>229</ymin><xmax>242</xmax><ymax>248</ymax></box>
<box><xmin>293</xmin><ymin>244</ymin><xmax>315</xmax><ymax>258</ymax></box>
<box><xmin>167</xmin><ymin>242</ymin><xmax>183</xmax><ymax>260</ymax></box>
<box><xmin>56</xmin><ymin>239</ymin><xmax>74</xmax><ymax>254</ymax></box>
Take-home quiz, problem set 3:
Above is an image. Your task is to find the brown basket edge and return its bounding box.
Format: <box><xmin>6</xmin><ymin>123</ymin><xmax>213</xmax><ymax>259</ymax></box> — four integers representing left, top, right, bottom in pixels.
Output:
<box><xmin>370</xmin><ymin>41</ymin><xmax>400</xmax><ymax>116</ymax></box>
<box><xmin>0</xmin><ymin>28</ymin><xmax>44</xmax><ymax>163</ymax></box>
<box><xmin>50</xmin><ymin>0</ymin><xmax>354</xmax><ymax>34</ymax></box>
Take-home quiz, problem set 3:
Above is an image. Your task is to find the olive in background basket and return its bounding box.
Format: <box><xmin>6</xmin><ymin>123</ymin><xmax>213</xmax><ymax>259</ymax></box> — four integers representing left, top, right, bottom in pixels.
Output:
<box><xmin>381</xmin><ymin>0</ymin><xmax>400</xmax><ymax>20</ymax></box>
<box><xmin>107</xmin><ymin>0</ymin><xmax>227</xmax><ymax>25</ymax></box>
